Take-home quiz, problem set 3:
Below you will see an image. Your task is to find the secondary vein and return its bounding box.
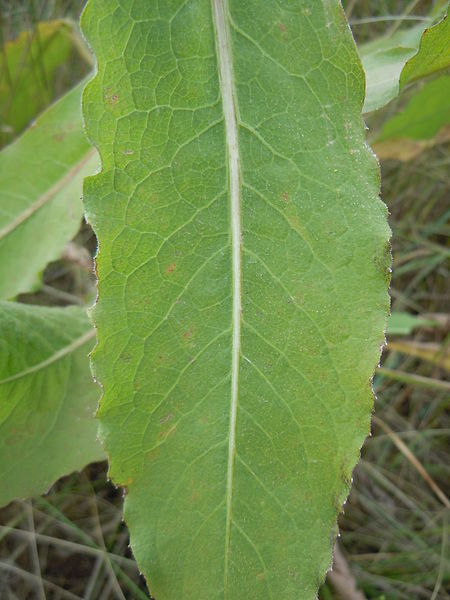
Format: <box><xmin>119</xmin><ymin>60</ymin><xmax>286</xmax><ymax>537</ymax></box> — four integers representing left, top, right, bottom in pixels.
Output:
<box><xmin>211</xmin><ymin>0</ymin><xmax>242</xmax><ymax>592</ymax></box>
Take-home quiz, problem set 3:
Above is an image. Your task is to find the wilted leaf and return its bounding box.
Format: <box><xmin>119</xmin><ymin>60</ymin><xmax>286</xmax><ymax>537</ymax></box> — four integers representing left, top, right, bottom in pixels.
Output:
<box><xmin>82</xmin><ymin>1</ymin><xmax>390</xmax><ymax>598</ymax></box>
<box><xmin>373</xmin><ymin>76</ymin><xmax>450</xmax><ymax>160</ymax></box>
<box><xmin>0</xmin><ymin>302</ymin><xmax>103</xmax><ymax>508</ymax></box>
<box><xmin>0</xmin><ymin>81</ymin><xmax>98</xmax><ymax>300</ymax></box>
<box><xmin>0</xmin><ymin>19</ymin><xmax>86</xmax><ymax>147</ymax></box>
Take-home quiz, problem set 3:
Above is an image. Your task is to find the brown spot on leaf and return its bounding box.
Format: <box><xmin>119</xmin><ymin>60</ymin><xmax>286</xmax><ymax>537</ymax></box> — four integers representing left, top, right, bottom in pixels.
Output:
<box><xmin>279</xmin><ymin>22</ymin><xmax>287</xmax><ymax>32</ymax></box>
<box><xmin>165</xmin><ymin>261</ymin><xmax>177</xmax><ymax>275</ymax></box>
<box><xmin>281</xmin><ymin>191</ymin><xmax>289</xmax><ymax>203</ymax></box>
<box><xmin>105</xmin><ymin>87</ymin><xmax>119</xmax><ymax>106</ymax></box>
<box><xmin>183</xmin><ymin>328</ymin><xmax>194</xmax><ymax>340</ymax></box>
<box><xmin>287</xmin><ymin>213</ymin><xmax>300</xmax><ymax>229</ymax></box>
<box><xmin>6</xmin><ymin>428</ymin><xmax>29</xmax><ymax>445</ymax></box>
<box><xmin>146</xmin><ymin>447</ymin><xmax>161</xmax><ymax>463</ymax></box>
<box><xmin>189</xmin><ymin>490</ymin><xmax>199</xmax><ymax>504</ymax></box>
<box><xmin>157</xmin><ymin>425</ymin><xmax>176</xmax><ymax>441</ymax></box>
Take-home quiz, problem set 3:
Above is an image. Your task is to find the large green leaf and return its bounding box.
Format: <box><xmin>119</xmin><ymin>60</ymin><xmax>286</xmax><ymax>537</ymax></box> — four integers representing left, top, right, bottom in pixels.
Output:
<box><xmin>0</xmin><ymin>20</ymin><xmax>79</xmax><ymax>147</ymax></box>
<box><xmin>0</xmin><ymin>302</ymin><xmax>104</xmax><ymax>508</ymax></box>
<box><xmin>0</xmin><ymin>81</ymin><xmax>98</xmax><ymax>300</ymax></box>
<box><xmin>361</xmin><ymin>9</ymin><xmax>450</xmax><ymax>113</ymax></box>
<box><xmin>373</xmin><ymin>76</ymin><xmax>450</xmax><ymax>161</ymax></box>
<box><xmin>82</xmin><ymin>1</ymin><xmax>390</xmax><ymax>598</ymax></box>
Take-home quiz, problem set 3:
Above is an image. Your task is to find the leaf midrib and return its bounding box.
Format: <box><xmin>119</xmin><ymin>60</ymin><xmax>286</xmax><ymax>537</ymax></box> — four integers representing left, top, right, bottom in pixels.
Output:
<box><xmin>211</xmin><ymin>0</ymin><xmax>242</xmax><ymax>591</ymax></box>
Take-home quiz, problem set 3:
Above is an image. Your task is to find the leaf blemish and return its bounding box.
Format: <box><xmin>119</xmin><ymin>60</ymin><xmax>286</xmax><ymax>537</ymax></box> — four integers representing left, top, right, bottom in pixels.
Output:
<box><xmin>165</xmin><ymin>261</ymin><xmax>177</xmax><ymax>274</ymax></box>
<box><xmin>183</xmin><ymin>328</ymin><xmax>194</xmax><ymax>340</ymax></box>
<box><xmin>104</xmin><ymin>87</ymin><xmax>119</xmax><ymax>106</ymax></box>
<box><xmin>157</xmin><ymin>425</ymin><xmax>176</xmax><ymax>441</ymax></box>
<box><xmin>159</xmin><ymin>413</ymin><xmax>174</xmax><ymax>425</ymax></box>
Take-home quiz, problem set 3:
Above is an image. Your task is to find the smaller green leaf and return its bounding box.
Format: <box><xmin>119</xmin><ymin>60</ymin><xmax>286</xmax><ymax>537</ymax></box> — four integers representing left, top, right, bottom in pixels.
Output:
<box><xmin>360</xmin><ymin>24</ymin><xmax>426</xmax><ymax>113</ymax></box>
<box><xmin>400</xmin><ymin>13</ymin><xmax>450</xmax><ymax>88</ymax></box>
<box><xmin>0</xmin><ymin>20</ymin><xmax>84</xmax><ymax>147</ymax></box>
<box><xmin>0</xmin><ymin>81</ymin><xmax>98</xmax><ymax>300</ymax></box>
<box><xmin>0</xmin><ymin>302</ymin><xmax>104</xmax><ymax>508</ymax></box>
<box><xmin>373</xmin><ymin>76</ymin><xmax>450</xmax><ymax>160</ymax></box>
<box><xmin>361</xmin><ymin>9</ymin><xmax>450</xmax><ymax>113</ymax></box>
<box><xmin>387</xmin><ymin>311</ymin><xmax>440</xmax><ymax>336</ymax></box>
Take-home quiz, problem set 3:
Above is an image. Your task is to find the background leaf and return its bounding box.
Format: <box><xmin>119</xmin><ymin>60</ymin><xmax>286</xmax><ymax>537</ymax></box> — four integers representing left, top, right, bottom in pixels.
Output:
<box><xmin>0</xmin><ymin>302</ymin><xmax>103</xmax><ymax>508</ymax></box>
<box><xmin>361</xmin><ymin>8</ymin><xmax>450</xmax><ymax>113</ymax></box>
<box><xmin>0</xmin><ymin>19</ymin><xmax>87</xmax><ymax>147</ymax></box>
<box><xmin>82</xmin><ymin>1</ymin><xmax>390</xmax><ymax>598</ymax></box>
<box><xmin>373</xmin><ymin>76</ymin><xmax>450</xmax><ymax>161</ymax></box>
<box><xmin>360</xmin><ymin>23</ymin><xmax>426</xmax><ymax>113</ymax></box>
<box><xmin>386</xmin><ymin>311</ymin><xmax>442</xmax><ymax>336</ymax></box>
<box><xmin>0</xmin><ymin>81</ymin><xmax>98</xmax><ymax>300</ymax></box>
<box><xmin>400</xmin><ymin>12</ymin><xmax>450</xmax><ymax>88</ymax></box>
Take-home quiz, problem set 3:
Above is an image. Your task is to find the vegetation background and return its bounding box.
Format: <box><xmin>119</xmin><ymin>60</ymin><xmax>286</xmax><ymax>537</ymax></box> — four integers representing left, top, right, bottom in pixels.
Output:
<box><xmin>0</xmin><ymin>0</ymin><xmax>448</xmax><ymax>598</ymax></box>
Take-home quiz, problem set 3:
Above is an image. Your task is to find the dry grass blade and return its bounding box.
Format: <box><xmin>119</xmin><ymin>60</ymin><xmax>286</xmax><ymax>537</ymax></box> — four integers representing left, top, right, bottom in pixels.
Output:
<box><xmin>0</xmin><ymin>525</ymin><xmax>136</xmax><ymax>567</ymax></box>
<box><xmin>377</xmin><ymin>367</ymin><xmax>450</xmax><ymax>391</ymax></box>
<box><xmin>388</xmin><ymin>340</ymin><xmax>450</xmax><ymax>371</ymax></box>
<box><xmin>328</xmin><ymin>543</ymin><xmax>368</xmax><ymax>600</ymax></box>
<box><xmin>372</xmin><ymin>415</ymin><xmax>450</xmax><ymax>508</ymax></box>
<box><xmin>24</xmin><ymin>501</ymin><xmax>45</xmax><ymax>600</ymax></box>
<box><xmin>0</xmin><ymin>560</ymin><xmax>83</xmax><ymax>599</ymax></box>
<box><xmin>430</xmin><ymin>515</ymin><xmax>448</xmax><ymax>600</ymax></box>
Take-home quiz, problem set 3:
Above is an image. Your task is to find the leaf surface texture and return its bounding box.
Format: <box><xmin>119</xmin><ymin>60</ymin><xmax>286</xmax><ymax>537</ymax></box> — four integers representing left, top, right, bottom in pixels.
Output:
<box><xmin>82</xmin><ymin>1</ymin><xmax>390</xmax><ymax>598</ymax></box>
